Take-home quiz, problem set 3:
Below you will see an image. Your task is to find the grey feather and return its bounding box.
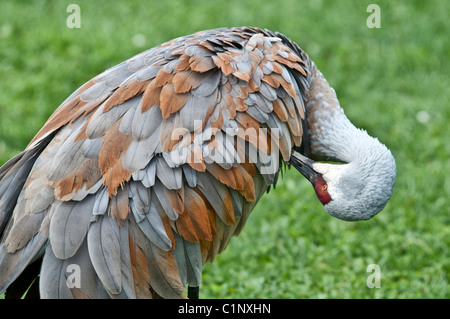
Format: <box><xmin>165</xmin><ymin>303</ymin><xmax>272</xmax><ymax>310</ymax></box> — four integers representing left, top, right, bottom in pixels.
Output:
<box><xmin>181</xmin><ymin>165</ymin><xmax>197</xmax><ymax>187</ymax></box>
<box><xmin>196</xmin><ymin>172</ymin><xmax>233</xmax><ymax>225</ymax></box>
<box><xmin>193</xmin><ymin>124</ymin><xmax>213</xmax><ymax>145</ymax></box>
<box><xmin>105</xmin><ymin>69</ymin><xmax>135</xmax><ymax>89</ymax></box>
<box><xmin>246</xmin><ymin>104</ymin><xmax>269</xmax><ymax>123</ymax></box>
<box><xmin>115</xmin><ymin>219</ymin><xmax>136</xmax><ymax>299</ymax></box>
<box><xmin>134</xmin><ymin>65</ymin><xmax>162</xmax><ymax>82</ymax></box>
<box><xmin>259</xmin><ymin>81</ymin><xmax>278</xmax><ymax>101</ymax></box>
<box><xmin>162</xmin><ymin>152</ymin><xmax>177</xmax><ymax>168</ymax></box>
<box><xmin>185</xmin><ymin>45</ymin><xmax>215</xmax><ymax>57</ymax></box>
<box><xmin>94</xmin><ymin>61</ymin><xmax>129</xmax><ymax>83</ymax></box>
<box><xmin>180</xmin><ymin>95</ymin><xmax>210</xmax><ymax>132</ymax></box>
<box><xmin>167</xmin><ymin>147</ymin><xmax>188</xmax><ymax>167</ymax></box>
<box><xmin>24</xmin><ymin>181</ymin><xmax>55</xmax><ymax>214</ymax></box>
<box><xmin>152</xmin><ymin>183</ymin><xmax>179</xmax><ymax>221</ymax></box>
<box><xmin>131</xmin><ymin>103</ymin><xmax>163</xmax><ymax>141</ymax></box>
<box><xmin>50</xmin><ymin>194</ymin><xmax>96</xmax><ymax>259</ymax></box>
<box><xmin>4</xmin><ymin>210</ymin><xmax>46</xmax><ymax>253</ymax></box>
<box><xmin>172</xmin><ymin>235</ymin><xmax>187</xmax><ymax>286</ymax></box>
<box><xmin>86</xmin><ymin>95</ymin><xmax>140</xmax><ymax>139</ymax></box>
<box><xmin>48</xmin><ymin>126</ymin><xmax>85</xmax><ymax>182</ymax></box>
<box><xmin>173</xmin><ymin>233</ymin><xmax>203</xmax><ymax>287</ymax></box>
<box><xmin>128</xmin><ymin>181</ymin><xmax>151</xmax><ymax>215</ymax></box>
<box><xmin>122</xmin><ymin>126</ymin><xmax>161</xmax><ymax>172</ymax></box>
<box><xmin>40</xmin><ymin>239</ymin><xmax>99</xmax><ymax>299</ymax></box>
<box><xmin>192</xmin><ymin>71</ymin><xmax>220</xmax><ymax>97</ymax></box>
<box><xmin>279</xmin><ymin>93</ymin><xmax>297</xmax><ymax>119</ymax></box>
<box><xmin>265</xmin><ymin>112</ymin><xmax>283</xmax><ymax>136</ymax></box>
<box><xmin>251</xmin><ymin>63</ymin><xmax>264</xmax><ymax>87</ymax></box>
<box><xmin>222</xmin><ymin>117</ymin><xmax>239</xmax><ymax>136</ymax></box>
<box><xmin>130</xmin><ymin>199</ymin><xmax>145</xmax><ymax>223</ymax></box>
<box><xmin>0</xmin><ymin>232</ymin><xmax>47</xmax><ymax>295</ymax></box>
<box><xmin>142</xmin><ymin>159</ymin><xmax>157</xmax><ymax>188</ymax></box>
<box><xmin>39</xmin><ymin>244</ymin><xmax>75</xmax><ymax>298</ymax></box>
<box><xmin>131</xmin><ymin>168</ymin><xmax>145</xmax><ymax>182</ymax></box>
<box><xmin>263</xmin><ymin>61</ymin><xmax>274</xmax><ymax>74</ymax></box>
<box><xmin>71</xmin><ymin>179</ymin><xmax>103</xmax><ymax>202</ymax></box>
<box><xmin>81</xmin><ymin>137</ymin><xmax>103</xmax><ymax>159</ymax></box>
<box><xmin>222</xmin><ymin>130</ymin><xmax>241</xmax><ymax>165</ymax></box>
<box><xmin>0</xmin><ymin>136</ymin><xmax>51</xmax><ymax>232</ymax></box>
<box><xmin>122</xmin><ymin>126</ymin><xmax>160</xmax><ymax>172</ymax></box>
<box><xmin>156</xmin><ymin>156</ymin><xmax>182</xmax><ymax>190</ymax></box>
<box><xmin>80</xmin><ymin>82</ymin><xmax>111</xmax><ymax>102</ymax></box>
<box><xmin>131</xmin><ymin>200</ymin><xmax>172</xmax><ymax>251</ymax></box>
<box><xmin>228</xmin><ymin>188</ymin><xmax>244</xmax><ymax>219</ymax></box>
<box><xmin>87</xmin><ymin>215</ymin><xmax>122</xmax><ymax>295</ymax></box>
<box><xmin>92</xmin><ymin>187</ymin><xmax>109</xmax><ymax>220</ymax></box>
<box><xmin>162</xmin><ymin>59</ymin><xmax>179</xmax><ymax>74</ymax></box>
<box><xmin>118</xmin><ymin>105</ymin><xmax>135</xmax><ymax>135</ymax></box>
<box><xmin>293</xmin><ymin>89</ymin><xmax>306</xmax><ymax>116</ymax></box>
<box><xmin>126</xmin><ymin>54</ymin><xmax>146</xmax><ymax>72</ymax></box>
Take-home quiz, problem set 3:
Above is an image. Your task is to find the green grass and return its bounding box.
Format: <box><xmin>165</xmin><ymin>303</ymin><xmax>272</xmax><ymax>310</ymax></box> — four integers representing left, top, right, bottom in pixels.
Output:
<box><xmin>0</xmin><ymin>0</ymin><xmax>449</xmax><ymax>298</ymax></box>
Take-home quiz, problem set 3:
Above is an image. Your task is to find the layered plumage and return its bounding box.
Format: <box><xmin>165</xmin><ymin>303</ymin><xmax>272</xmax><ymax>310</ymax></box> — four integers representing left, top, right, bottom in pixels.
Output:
<box><xmin>0</xmin><ymin>27</ymin><xmax>310</xmax><ymax>298</ymax></box>
<box><xmin>0</xmin><ymin>26</ymin><xmax>396</xmax><ymax>299</ymax></box>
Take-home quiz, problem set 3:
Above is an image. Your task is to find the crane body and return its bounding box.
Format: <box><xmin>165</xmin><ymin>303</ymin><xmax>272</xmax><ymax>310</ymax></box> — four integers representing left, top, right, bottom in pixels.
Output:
<box><xmin>0</xmin><ymin>27</ymin><xmax>396</xmax><ymax>298</ymax></box>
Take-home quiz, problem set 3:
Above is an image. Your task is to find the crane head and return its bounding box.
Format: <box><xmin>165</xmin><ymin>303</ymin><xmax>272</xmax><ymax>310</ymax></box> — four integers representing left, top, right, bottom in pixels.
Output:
<box><xmin>290</xmin><ymin>149</ymin><xmax>396</xmax><ymax>221</ymax></box>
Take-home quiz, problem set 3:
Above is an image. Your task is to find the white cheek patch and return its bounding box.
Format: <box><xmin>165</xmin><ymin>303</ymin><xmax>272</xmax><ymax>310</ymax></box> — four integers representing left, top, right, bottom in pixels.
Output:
<box><xmin>312</xmin><ymin>163</ymin><xmax>346</xmax><ymax>201</ymax></box>
<box><xmin>312</xmin><ymin>163</ymin><xmax>344</xmax><ymax>182</ymax></box>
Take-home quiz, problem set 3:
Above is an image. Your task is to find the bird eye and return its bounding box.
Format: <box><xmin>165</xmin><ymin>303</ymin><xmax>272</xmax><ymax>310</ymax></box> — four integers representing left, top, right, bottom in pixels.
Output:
<box><xmin>321</xmin><ymin>184</ymin><xmax>328</xmax><ymax>192</ymax></box>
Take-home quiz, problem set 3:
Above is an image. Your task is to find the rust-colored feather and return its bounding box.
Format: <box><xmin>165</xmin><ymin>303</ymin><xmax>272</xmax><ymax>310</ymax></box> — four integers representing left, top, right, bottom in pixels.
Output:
<box><xmin>211</xmin><ymin>53</ymin><xmax>236</xmax><ymax>76</ymax></box>
<box><xmin>53</xmin><ymin>158</ymin><xmax>101</xmax><ymax>200</ymax></box>
<box><xmin>240</xmin><ymin>160</ymin><xmax>258</xmax><ymax>177</ymax></box>
<box><xmin>238</xmin><ymin>166</ymin><xmax>256</xmax><ymax>202</ymax></box>
<box><xmin>141</xmin><ymin>80</ymin><xmax>162</xmax><ymax>113</ymax></box>
<box><xmin>159</xmin><ymin>185</ymin><xmax>185</xmax><ymax>216</ymax></box>
<box><xmin>159</xmin><ymin>84</ymin><xmax>190</xmax><ymax>119</ymax></box>
<box><xmin>160</xmin><ymin>214</ymin><xmax>175</xmax><ymax>249</ymax></box>
<box><xmin>103</xmin><ymin>80</ymin><xmax>150</xmax><ymax>113</ymax></box>
<box><xmin>175</xmin><ymin>54</ymin><xmax>191</xmax><ymax>71</ymax></box>
<box><xmin>154</xmin><ymin>68</ymin><xmax>174</xmax><ymax>88</ymax></box>
<box><xmin>29</xmin><ymin>97</ymin><xmax>88</xmax><ymax>146</ymax></box>
<box><xmin>206</xmin><ymin>163</ymin><xmax>242</xmax><ymax>191</ymax></box>
<box><xmin>98</xmin><ymin>122</ymin><xmax>133</xmax><ymax>196</ymax></box>
<box><xmin>173</xmin><ymin>70</ymin><xmax>206</xmax><ymax>94</ymax></box>
<box><xmin>175</xmin><ymin>208</ymin><xmax>198</xmax><ymax>243</ymax></box>
<box><xmin>235</xmin><ymin>112</ymin><xmax>270</xmax><ymax>153</ymax></box>
<box><xmin>189</xmin><ymin>55</ymin><xmax>216</xmax><ymax>73</ymax></box>
<box><xmin>147</xmin><ymin>243</ymin><xmax>186</xmax><ymax>299</ymax></box>
<box><xmin>128</xmin><ymin>229</ymin><xmax>152</xmax><ymax>298</ymax></box>
<box><xmin>272</xmin><ymin>98</ymin><xmax>289</xmax><ymax>122</ymax></box>
<box><xmin>184</xmin><ymin>187</ymin><xmax>212</xmax><ymax>241</ymax></box>
<box><xmin>108</xmin><ymin>185</ymin><xmax>129</xmax><ymax>226</ymax></box>
<box><xmin>192</xmin><ymin>187</ymin><xmax>217</xmax><ymax>236</ymax></box>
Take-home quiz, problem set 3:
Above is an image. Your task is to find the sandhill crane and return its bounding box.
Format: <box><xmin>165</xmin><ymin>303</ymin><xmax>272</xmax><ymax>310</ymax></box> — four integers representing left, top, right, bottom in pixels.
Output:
<box><xmin>0</xmin><ymin>27</ymin><xmax>396</xmax><ymax>299</ymax></box>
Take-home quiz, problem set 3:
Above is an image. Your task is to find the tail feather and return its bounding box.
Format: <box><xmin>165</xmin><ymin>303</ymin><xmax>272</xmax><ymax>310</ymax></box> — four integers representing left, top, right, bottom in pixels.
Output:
<box><xmin>0</xmin><ymin>135</ymin><xmax>54</xmax><ymax>296</ymax></box>
<box><xmin>0</xmin><ymin>134</ymin><xmax>54</xmax><ymax>235</ymax></box>
<box><xmin>0</xmin><ymin>232</ymin><xmax>47</xmax><ymax>295</ymax></box>
<box><xmin>40</xmin><ymin>238</ymin><xmax>99</xmax><ymax>299</ymax></box>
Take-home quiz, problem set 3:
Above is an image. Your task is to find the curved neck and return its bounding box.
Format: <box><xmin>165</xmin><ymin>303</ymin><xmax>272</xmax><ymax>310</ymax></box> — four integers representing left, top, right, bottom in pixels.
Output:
<box><xmin>300</xmin><ymin>61</ymin><xmax>396</xmax><ymax>221</ymax></box>
<box><xmin>304</xmin><ymin>62</ymin><xmax>379</xmax><ymax>164</ymax></box>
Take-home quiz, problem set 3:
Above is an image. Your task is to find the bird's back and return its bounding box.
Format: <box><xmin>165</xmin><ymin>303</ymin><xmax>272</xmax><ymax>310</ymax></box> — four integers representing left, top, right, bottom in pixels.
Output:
<box><xmin>0</xmin><ymin>27</ymin><xmax>310</xmax><ymax>298</ymax></box>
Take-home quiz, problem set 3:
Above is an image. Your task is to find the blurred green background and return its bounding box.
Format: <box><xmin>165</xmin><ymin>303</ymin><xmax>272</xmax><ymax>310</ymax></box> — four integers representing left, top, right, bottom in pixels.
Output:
<box><xmin>0</xmin><ymin>0</ymin><xmax>448</xmax><ymax>298</ymax></box>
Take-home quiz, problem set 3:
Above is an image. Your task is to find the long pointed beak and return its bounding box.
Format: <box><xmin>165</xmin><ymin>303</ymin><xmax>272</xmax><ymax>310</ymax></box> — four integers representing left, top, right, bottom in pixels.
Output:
<box><xmin>289</xmin><ymin>151</ymin><xmax>321</xmax><ymax>184</ymax></box>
